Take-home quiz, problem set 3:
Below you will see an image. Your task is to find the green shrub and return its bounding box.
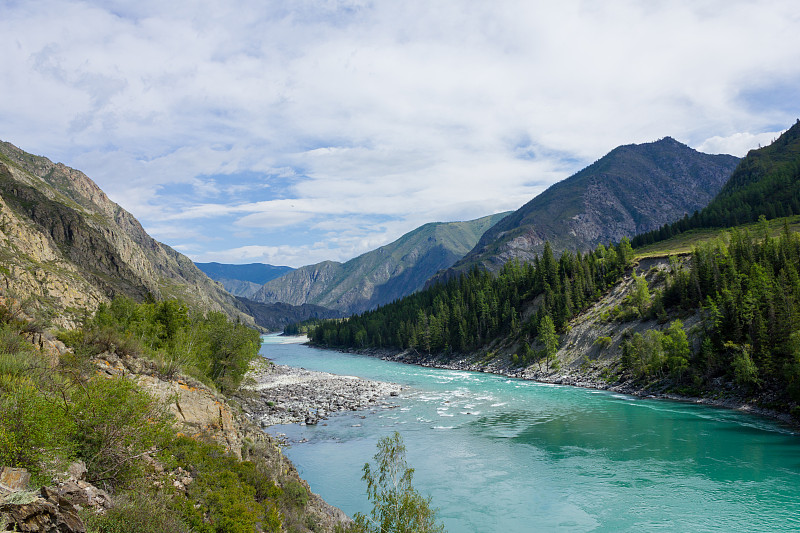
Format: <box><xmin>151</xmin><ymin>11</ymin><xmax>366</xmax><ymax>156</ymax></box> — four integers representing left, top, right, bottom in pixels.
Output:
<box><xmin>165</xmin><ymin>436</ymin><xmax>285</xmax><ymax>533</ymax></box>
<box><xmin>594</xmin><ymin>336</ymin><xmax>613</xmax><ymax>350</ymax></box>
<box><xmin>83</xmin><ymin>485</ymin><xmax>189</xmax><ymax>533</ymax></box>
<box><xmin>68</xmin><ymin>376</ymin><xmax>173</xmax><ymax>488</ymax></box>
<box><xmin>0</xmin><ymin>383</ymin><xmax>72</xmax><ymax>484</ymax></box>
<box><xmin>283</xmin><ymin>481</ymin><xmax>309</xmax><ymax>508</ymax></box>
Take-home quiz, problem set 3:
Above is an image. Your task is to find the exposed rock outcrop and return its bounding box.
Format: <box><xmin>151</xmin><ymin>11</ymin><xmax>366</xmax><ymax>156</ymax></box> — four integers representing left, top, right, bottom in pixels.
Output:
<box><xmin>0</xmin><ymin>486</ymin><xmax>86</xmax><ymax>533</ymax></box>
<box><xmin>0</xmin><ymin>141</ymin><xmax>252</xmax><ymax>328</ymax></box>
<box><xmin>93</xmin><ymin>351</ymin><xmax>245</xmax><ymax>456</ymax></box>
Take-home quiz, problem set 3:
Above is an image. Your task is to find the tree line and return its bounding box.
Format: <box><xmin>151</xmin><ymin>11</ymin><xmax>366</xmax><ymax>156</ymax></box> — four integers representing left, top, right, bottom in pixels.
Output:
<box><xmin>626</xmin><ymin>221</ymin><xmax>800</xmax><ymax>401</ymax></box>
<box><xmin>309</xmin><ymin>239</ymin><xmax>634</xmax><ymax>356</ymax></box>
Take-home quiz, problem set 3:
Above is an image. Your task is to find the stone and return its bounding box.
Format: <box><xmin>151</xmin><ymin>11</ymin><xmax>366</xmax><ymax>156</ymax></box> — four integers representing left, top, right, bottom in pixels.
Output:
<box><xmin>0</xmin><ymin>486</ymin><xmax>86</xmax><ymax>532</ymax></box>
<box><xmin>0</xmin><ymin>467</ymin><xmax>30</xmax><ymax>493</ymax></box>
<box><xmin>66</xmin><ymin>461</ymin><xmax>87</xmax><ymax>482</ymax></box>
<box><xmin>56</xmin><ymin>482</ymin><xmax>89</xmax><ymax>507</ymax></box>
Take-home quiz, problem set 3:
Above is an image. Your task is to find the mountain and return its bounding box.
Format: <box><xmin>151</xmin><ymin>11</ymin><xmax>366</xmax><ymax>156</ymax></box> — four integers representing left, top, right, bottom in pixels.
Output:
<box><xmin>250</xmin><ymin>212</ymin><xmax>510</xmax><ymax>315</ymax></box>
<box><xmin>212</xmin><ymin>278</ymin><xmax>264</xmax><ymax>299</ymax></box>
<box><xmin>0</xmin><ymin>140</ymin><xmax>252</xmax><ymax>327</ymax></box>
<box><xmin>434</xmin><ymin>137</ymin><xmax>740</xmax><ymax>280</ymax></box>
<box><xmin>195</xmin><ymin>262</ymin><xmax>294</xmax><ymax>298</ymax></box>
<box><xmin>234</xmin><ymin>297</ymin><xmax>345</xmax><ymax>332</ymax></box>
<box><xmin>633</xmin><ymin>119</ymin><xmax>800</xmax><ymax>246</ymax></box>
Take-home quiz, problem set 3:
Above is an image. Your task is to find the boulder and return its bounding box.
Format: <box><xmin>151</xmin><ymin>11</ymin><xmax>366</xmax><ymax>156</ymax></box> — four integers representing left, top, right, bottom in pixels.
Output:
<box><xmin>0</xmin><ymin>467</ymin><xmax>30</xmax><ymax>494</ymax></box>
<box><xmin>0</xmin><ymin>486</ymin><xmax>86</xmax><ymax>532</ymax></box>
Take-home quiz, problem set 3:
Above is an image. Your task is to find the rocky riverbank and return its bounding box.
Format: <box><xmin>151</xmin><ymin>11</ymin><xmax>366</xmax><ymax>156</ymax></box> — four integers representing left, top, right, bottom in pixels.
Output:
<box><xmin>350</xmin><ymin>347</ymin><xmax>798</xmax><ymax>429</ymax></box>
<box><xmin>236</xmin><ymin>358</ymin><xmax>402</xmax><ymax>426</ymax></box>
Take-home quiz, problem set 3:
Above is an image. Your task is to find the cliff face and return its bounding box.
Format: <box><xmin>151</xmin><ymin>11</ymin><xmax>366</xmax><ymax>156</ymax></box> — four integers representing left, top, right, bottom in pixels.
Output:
<box><xmin>251</xmin><ymin>213</ymin><xmax>509</xmax><ymax>315</ymax></box>
<box><xmin>0</xmin><ymin>141</ymin><xmax>250</xmax><ymax>327</ymax></box>
<box><xmin>435</xmin><ymin>138</ymin><xmax>740</xmax><ymax>280</ymax></box>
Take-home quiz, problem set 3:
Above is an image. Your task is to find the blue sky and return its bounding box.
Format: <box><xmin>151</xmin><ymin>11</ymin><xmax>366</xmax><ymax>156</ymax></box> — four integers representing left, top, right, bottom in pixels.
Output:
<box><xmin>2</xmin><ymin>0</ymin><xmax>799</xmax><ymax>267</ymax></box>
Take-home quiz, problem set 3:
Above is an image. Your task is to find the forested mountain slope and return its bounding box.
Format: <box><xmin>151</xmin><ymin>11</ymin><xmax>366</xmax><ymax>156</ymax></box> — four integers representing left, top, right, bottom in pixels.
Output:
<box><xmin>312</xmin><ymin>216</ymin><xmax>800</xmax><ymax>415</ymax></box>
<box><xmin>0</xmin><ymin>141</ymin><xmax>251</xmax><ymax>327</ymax></box>
<box><xmin>251</xmin><ymin>212</ymin><xmax>509</xmax><ymax>315</ymax></box>
<box><xmin>433</xmin><ymin>138</ymin><xmax>739</xmax><ymax>282</ymax></box>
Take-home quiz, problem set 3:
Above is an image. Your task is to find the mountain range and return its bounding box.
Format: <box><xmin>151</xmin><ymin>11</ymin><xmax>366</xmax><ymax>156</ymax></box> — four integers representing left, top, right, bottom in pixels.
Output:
<box><xmin>196</xmin><ymin>262</ymin><xmax>294</xmax><ymax>298</ymax></box>
<box><xmin>248</xmin><ymin>213</ymin><xmax>510</xmax><ymax>315</ymax></box>
<box><xmin>432</xmin><ymin>137</ymin><xmax>740</xmax><ymax>283</ymax></box>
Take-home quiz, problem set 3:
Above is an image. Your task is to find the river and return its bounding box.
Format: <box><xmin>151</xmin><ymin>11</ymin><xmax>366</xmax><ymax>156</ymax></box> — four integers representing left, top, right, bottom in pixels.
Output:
<box><xmin>260</xmin><ymin>335</ymin><xmax>800</xmax><ymax>532</ymax></box>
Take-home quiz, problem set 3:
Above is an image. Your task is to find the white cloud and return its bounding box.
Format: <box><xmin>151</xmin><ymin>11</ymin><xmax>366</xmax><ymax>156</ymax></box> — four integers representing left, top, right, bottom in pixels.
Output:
<box><xmin>697</xmin><ymin>130</ymin><xmax>787</xmax><ymax>157</ymax></box>
<box><xmin>2</xmin><ymin>0</ymin><xmax>800</xmax><ymax>266</ymax></box>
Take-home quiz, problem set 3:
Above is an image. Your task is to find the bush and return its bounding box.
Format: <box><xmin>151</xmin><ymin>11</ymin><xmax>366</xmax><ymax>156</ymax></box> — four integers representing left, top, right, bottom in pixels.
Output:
<box><xmin>283</xmin><ymin>480</ymin><xmax>309</xmax><ymax>508</ymax></box>
<box><xmin>83</xmin><ymin>484</ymin><xmax>189</xmax><ymax>533</ymax></box>
<box><xmin>165</xmin><ymin>436</ymin><xmax>285</xmax><ymax>533</ymax></box>
<box><xmin>353</xmin><ymin>432</ymin><xmax>444</xmax><ymax>533</ymax></box>
<box><xmin>68</xmin><ymin>376</ymin><xmax>174</xmax><ymax>488</ymax></box>
<box><xmin>594</xmin><ymin>336</ymin><xmax>613</xmax><ymax>350</ymax></box>
<box><xmin>0</xmin><ymin>384</ymin><xmax>72</xmax><ymax>485</ymax></box>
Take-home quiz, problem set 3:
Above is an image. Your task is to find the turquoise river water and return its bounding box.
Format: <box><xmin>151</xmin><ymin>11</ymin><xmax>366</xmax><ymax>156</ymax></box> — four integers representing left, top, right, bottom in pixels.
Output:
<box><xmin>260</xmin><ymin>335</ymin><xmax>800</xmax><ymax>532</ymax></box>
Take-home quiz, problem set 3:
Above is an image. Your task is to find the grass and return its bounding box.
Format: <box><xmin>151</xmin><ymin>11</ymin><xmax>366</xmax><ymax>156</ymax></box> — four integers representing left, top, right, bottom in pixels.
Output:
<box><xmin>633</xmin><ymin>214</ymin><xmax>800</xmax><ymax>259</ymax></box>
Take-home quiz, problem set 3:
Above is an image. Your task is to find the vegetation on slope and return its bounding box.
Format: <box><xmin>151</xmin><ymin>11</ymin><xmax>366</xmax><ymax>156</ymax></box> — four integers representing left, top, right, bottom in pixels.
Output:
<box><xmin>0</xmin><ymin>140</ymin><xmax>252</xmax><ymax>328</ymax></box>
<box><xmin>622</xmin><ymin>220</ymin><xmax>800</xmax><ymax>407</ymax></box>
<box><xmin>60</xmin><ymin>296</ymin><xmax>260</xmax><ymax>394</ymax></box>
<box><xmin>309</xmin><ymin>213</ymin><xmax>800</xmax><ymax>415</ymax></box>
<box><xmin>0</xmin><ymin>297</ymin><xmax>343</xmax><ymax>532</ymax></box>
<box><xmin>310</xmin><ymin>239</ymin><xmax>635</xmax><ymax>359</ymax></box>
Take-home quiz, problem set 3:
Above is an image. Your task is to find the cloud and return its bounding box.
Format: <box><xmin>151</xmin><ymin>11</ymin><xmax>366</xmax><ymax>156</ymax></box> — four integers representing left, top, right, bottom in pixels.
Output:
<box><xmin>2</xmin><ymin>0</ymin><xmax>800</xmax><ymax>266</ymax></box>
<box><xmin>697</xmin><ymin>130</ymin><xmax>787</xmax><ymax>157</ymax></box>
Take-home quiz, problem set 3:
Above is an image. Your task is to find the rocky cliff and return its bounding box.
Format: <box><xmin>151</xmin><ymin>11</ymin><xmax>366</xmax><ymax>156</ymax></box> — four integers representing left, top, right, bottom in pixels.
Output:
<box><xmin>433</xmin><ymin>138</ymin><xmax>740</xmax><ymax>281</ymax></box>
<box><xmin>0</xmin><ymin>141</ymin><xmax>251</xmax><ymax>327</ymax></box>
<box><xmin>252</xmin><ymin>212</ymin><xmax>509</xmax><ymax>315</ymax></box>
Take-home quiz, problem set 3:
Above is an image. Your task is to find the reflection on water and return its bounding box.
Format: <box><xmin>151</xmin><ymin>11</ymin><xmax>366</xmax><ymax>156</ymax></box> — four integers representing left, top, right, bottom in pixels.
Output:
<box><xmin>261</xmin><ymin>335</ymin><xmax>800</xmax><ymax>533</ymax></box>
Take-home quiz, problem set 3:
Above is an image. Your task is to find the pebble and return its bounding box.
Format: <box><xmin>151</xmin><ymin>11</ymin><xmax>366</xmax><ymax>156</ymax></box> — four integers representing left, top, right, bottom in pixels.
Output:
<box><xmin>236</xmin><ymin>361</ymin><xmax>402</xmax><ymax>426</ymax></box>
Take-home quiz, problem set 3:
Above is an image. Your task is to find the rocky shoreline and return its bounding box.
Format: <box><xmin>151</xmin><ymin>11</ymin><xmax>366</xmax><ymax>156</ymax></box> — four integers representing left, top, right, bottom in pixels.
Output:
<box><xmin>236</xmin><ymin>358</ymin><xmax>402</xmax><ymax>427</ymax></box>
<box><xmin>348</xmin><ymin>347</ymin><xmax>799</xmax><ymax>430</ymax></box>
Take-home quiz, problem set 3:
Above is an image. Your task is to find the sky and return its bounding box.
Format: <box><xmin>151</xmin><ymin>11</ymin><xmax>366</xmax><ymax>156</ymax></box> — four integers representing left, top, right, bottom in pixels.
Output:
<box><xmin>2</xmin><ymin>0</ymin><xmax>799</xmax><ymax>268</ymax></box>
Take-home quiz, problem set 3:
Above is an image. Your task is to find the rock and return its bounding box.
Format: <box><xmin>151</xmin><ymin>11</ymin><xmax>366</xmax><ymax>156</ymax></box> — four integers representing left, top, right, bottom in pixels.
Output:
<box><xmin>0</xmin><ymin>467</ymin><xmax>30</xmax><ymax>493</ymax></box>
<box><xmin>56</xmin><ymin>482</ymin><xmax>88</xmax><ymax>507</ymax></box>
<box><xmin>56</xmin><ymin>480</ymin><xmax>112</xmax><ymax>511</ymax></box>
<box><xmin>66</xmin><ymin>461</ymin><xmax>87</xmax><ymax>482</ymax></box>
<box><xmin>237</xmin><ymin>363</ymin><xmax>401</xmax><ymax>426</ymax></box>
<box><xmin>0</xmin><ymin>486</ymin><xmax>86</xmax><ymax>532</ymax></box>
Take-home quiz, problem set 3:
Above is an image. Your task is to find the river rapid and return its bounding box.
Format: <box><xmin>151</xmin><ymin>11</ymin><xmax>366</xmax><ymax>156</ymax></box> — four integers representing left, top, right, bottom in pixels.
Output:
<box><xmin>260</xmin><ymin>335</ymin><xmax>800</xmax><ymax>532</ymax></box>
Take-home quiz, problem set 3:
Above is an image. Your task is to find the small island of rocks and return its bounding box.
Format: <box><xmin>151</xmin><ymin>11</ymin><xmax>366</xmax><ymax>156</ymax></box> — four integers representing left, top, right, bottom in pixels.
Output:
<box><xmin>237</xmin><ymin>358</ymin><xmax>402</xmax><ymax>427</ymax></box>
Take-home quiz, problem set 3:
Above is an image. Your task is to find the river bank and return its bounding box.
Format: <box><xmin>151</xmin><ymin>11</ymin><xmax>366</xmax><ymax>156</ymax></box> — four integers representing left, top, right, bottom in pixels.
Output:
<box><xmin>327</xmin><ymin>345</ymin><xmax>798</xmax><ymax>430</ymax></box>
<box><xmin>236</xmin><ymin>357</ymin><xmax>402</xmax><ymax>426</ymax></box>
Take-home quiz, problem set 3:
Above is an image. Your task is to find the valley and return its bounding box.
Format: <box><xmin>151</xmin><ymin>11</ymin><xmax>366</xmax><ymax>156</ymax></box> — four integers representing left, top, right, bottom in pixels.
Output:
<box><xmin>2</xmin><ymin>120</ymin><xmax>799</xmax><ymax>532</ymax></box>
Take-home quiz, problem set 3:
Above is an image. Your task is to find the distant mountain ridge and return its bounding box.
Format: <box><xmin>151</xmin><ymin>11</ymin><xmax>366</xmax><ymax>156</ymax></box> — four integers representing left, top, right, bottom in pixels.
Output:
<box><xmin>234</xmin><ymin>297</ymin><xmax>345</xmax><ymax>332</ymax></box>
<box><xmin>196</xmin><ymin>262</ymin><xmax>294</xmax><ymax>298</ymax></box>
<box><xmin>433</xmin><ymin>137</ymin><xmax>740</xmax><ymax>281</ymax></box>
<box><xmin>250</xmin><ymin>213</ymin><xmax>510</xmax><ymax>315</ymax></box>
<box><xmin>0</xmin><ymin>141</ymin><xmax>251</xmax><ymax>327</ymax></box>
<box><xmin>196</xmin><ymin>262</ymin><xmax>293</xmax><ymax>285</ymax></box>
